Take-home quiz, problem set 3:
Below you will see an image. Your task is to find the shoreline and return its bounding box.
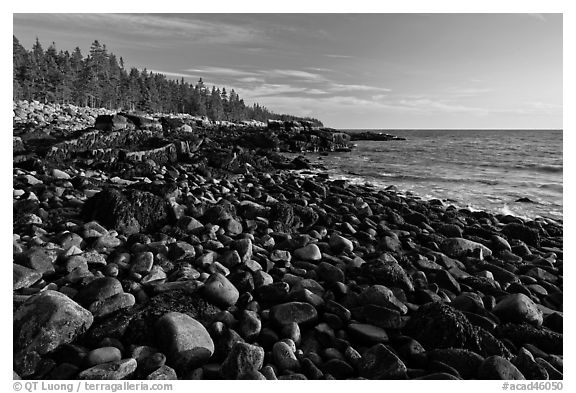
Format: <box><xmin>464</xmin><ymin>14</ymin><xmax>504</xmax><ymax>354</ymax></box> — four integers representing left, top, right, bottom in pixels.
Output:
<box><xmin>13</xmin><ymin>103</ymin><xmax>563</xmax><ymax>380</ymax></box>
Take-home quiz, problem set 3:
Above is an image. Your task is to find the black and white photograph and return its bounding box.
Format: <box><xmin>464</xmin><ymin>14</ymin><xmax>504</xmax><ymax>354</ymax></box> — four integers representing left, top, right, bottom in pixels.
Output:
<box><xmin>10</xmin><ymin>6</ymin><xmax>565</xmax><ymax>386</ymax></box>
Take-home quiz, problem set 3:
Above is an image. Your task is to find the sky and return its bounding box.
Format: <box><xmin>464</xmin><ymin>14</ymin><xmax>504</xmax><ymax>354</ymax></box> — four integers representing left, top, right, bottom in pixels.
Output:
<box><xmin>13</xmin><ymin>13</ymin><xmax>563</xmax><ymax>129</ymax></box>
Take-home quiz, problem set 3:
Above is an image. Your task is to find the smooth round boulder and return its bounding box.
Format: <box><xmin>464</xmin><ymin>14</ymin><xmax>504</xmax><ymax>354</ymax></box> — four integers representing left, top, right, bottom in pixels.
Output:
<box><xmin>329</xmin><ymin>233</ymin><xmax>354</xmax><ymax>253</ymax></box>
<box><xmin>478</xmin><ymin>356</ymin><xmax>526</xmax><ymax>380</ymax></box>
<box><xmin>293</xmin><ymin>244</ymin><xmax>322</xmax><ymax>262</ymax></box>
<box><xmin>201</xmin><ymin>273</ymin><xmax>239</xmax><ymax>308</ymax></box>
<box><xmin>493</xmin><ymin>293</ymin><xmax>543</xmax><ymax>326</ymax></box>
<box><xmin>441</xmin><ymin>238</ymin><xmax>493</xmax><ymax>259</ymax></box>
<box><xmin>270</xmin><ymin>302</ymin><xmax>318</xmax><ymax>327</ymax></box>
<box><xmin>155</xmin><ymin>312</ymin><xmax>215</xmax><ymax>370</ymax></box>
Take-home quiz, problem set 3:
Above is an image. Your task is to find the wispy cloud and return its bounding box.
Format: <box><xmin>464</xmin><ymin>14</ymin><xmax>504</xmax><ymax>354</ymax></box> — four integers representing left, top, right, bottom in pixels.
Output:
<box><xmin>330</xmin><ymin>83</ymin><xmax>391</xmax><ymax>92</ymax></box>
<box><xmin>185</xmin><ymin>67</ymin><xmax>258</xmax><ymax>77</ymax></box>
<box><xmin>324</xmin><ymin>54</ymin><xmax>354</xmax><ymax>59</ymax></box>
<box><xmin>15</xmin><ymin>13</ymin><xmax>265</xmax><ymax>45</ymax></box>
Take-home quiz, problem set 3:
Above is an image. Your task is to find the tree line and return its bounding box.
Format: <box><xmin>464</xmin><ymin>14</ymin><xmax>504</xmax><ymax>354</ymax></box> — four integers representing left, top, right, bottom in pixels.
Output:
<box><xmin>13</xmin><ymin>36</ymin><xmax>323</xmax><ymax>125</ymax></box>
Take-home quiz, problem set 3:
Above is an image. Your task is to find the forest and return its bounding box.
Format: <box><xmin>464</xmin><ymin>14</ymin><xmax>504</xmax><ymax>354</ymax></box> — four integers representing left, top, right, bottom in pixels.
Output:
<box><xmin>12</xmin><ymin>36</ymin><xmax>323</xmax><ymax>126</ymax></box>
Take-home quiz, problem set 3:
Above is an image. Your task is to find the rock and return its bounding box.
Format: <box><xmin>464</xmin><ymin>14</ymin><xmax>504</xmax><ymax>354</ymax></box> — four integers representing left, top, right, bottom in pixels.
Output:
<box><xmin>222</xmin><ymin>218</ymin><xmax>243</xmax><ymax>236</ymax></box>
<box><xmin>88</xmin><ymin>293</ymin><xmax>136</xmax><ymax>319</ymax></box>
<box><xmin>404</xmin><ymin>302</ymin><xmax>480</xmax><ymax>351</ymax></box>
<box><xmin>358</xmin><ymin>343</ymin><xmax>407</xmax><ymax>379</ymax></box>
<box><xmin>502</xmin><ymin>223</ymin><xmax>540</xmax><ymax>247</ymax></box>
<box><xmin>359</xmin><ymin>284</ymin><xmax>408</xmax><ymax>314</ymax></box>
<box><xmin>427</xmin><ymin>348</ymin><xmax>484</xmax><ymax>379</ymax></box>
<box><xmin>52</xmin><ymin>168</ymin><xmax>71</xmax><ymax>179</ymax></box>
<box><xmin>496</xmin><ymin>323</ymin><xmax>562</xmax><ymax>355</ymax></box>
<box><xmin>441</xmin><ymin>238</ymin><xmax>493</xmax><ymax>259</ymax></box>
<box><xmin>94</xmin><ymin>114</ymin><xmax>134</xmax><ymax>131</ymax></box>
<box><xmin>239</xmin><ymin>310</ymin><xmax>261</xmax><ymax>341</ymax></box>
<box><xmin>155</xmin><ymin>312</ymin><xmax>214</xmax><ymax>370</ymax></box>
<box><xmin>201</xmin><ymin>273</ymin><xmax>239</xmax><ymax>308</ymax></box>
<box><xmin>272</xmin><ymin>341</ymin><xmax>299</xmax><ymax>370</ymax></box>
<box><xmin>364</xmin><ymin>256</ymin><xmax>414</xmax><ymax>292</ymax></box>
<box><xmin>146</xmin><ymin>365</ymin><xmax>178</xmax><ymax>380</ymax></box>
<box><xmin>86</xmin><ymin>347</ymin><xmax>122</xmax><ymax>366</ymax></box>
<box><xmin>131</xmin><ymin>252</ymin><xmax>154</xmax><ymax>275</ymax></box>
<box><xmin>478</xmin><ymin>356</ymin><xmax>525</xmax><ymax>380</ymax></box>
<box><xmin>14</xmin><ymin>290</ymin><xmax>93</xmax><ymax>355</ymax></box>
<box><xmin>15</xmin><ymin>248</ymin><xmax>56</xmax><ymax>275</ymax></box>
<box><xmin>493</xmin><ymin>293</ymin><xmax>543</xmax><ymax>327</ymax></box>
<box><xmin>233</xmin><ymin>238</ymin><xmax>253</xmax><ymax>263</ymax></box>
<box><xmin>270</xmin><ymin>302</ymin><xmax>318</xmax><ymax>326</ymax></box>
<box><xmin>82</xmin><ymin>189</ymin><xmax>169</xmax><ymax>235</ymax></box>
<box><xmin>348</xmin><ymin>323</ymin><xmax>389</xmax><ymax>343</ymax></box>
<box><xmin>293</xmin><ymin>244</ymin><xmax>322</xmax><ymax>262</ymax></box>
<box><xmin>78</xmin><ymin>358</ymin><xmax>137</xmax><ymax>379</ymax></box>
<box><xmin>220</xmin><ymin>342</ymin><xmax>265</xmax><ymax>379</ymax></box>
<box><xmin>13</xmin><ymin>264</ymin><xmax>42</xmax><ymax>290</ymax></box>
<box><xmin>329</xmin><ymin>233</ymin><xmax>354</xmax><ymax>253</ymax></box>
<box><xmin>363</xmin><ymin>304</ymin><xmax>406</xmax><ymax>329</ymax></box>
<box><xmin>315</xmin><ymin>262</ymin><xmax>345</xmax><ymax>284</ymax></box>
<box><xmin>74</xmin><ymin>277</ymin><xmax>123</xmax><ymax>307</ymax></box>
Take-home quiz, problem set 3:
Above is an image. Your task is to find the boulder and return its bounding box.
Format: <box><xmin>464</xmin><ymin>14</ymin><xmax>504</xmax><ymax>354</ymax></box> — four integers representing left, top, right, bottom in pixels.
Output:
<box><xmin>155</xmin><ymin>312</ymin><xmax>214</xmax><ymax>370</ymax></box>
<box><xmin>14</xmin><ymin>291</ymin><xmax>94</xmax><ymax>355</ymax></box>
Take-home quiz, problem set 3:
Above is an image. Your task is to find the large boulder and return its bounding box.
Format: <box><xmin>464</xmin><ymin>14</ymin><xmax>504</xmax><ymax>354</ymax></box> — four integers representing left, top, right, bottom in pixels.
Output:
<box><xmin>82</xmin><ymin>188</ymin><xmax>170</xmax><ymax>235</ymax></box>
<box><xmin>492</xmin><ymin>293</ymin><xmax>543</xmax><ymax>327</ymax></box>
<box><xmin>404</xmin><ymin>302</ymin><xmax>480</xmax><ymax>351</ymax></box>
<box><xmin>14</xmin><ymin>291</ymin><xmax>94</xmax><ymax>355</ymax></box>
<box><xmin>94</xmin><ymin>114</ymin><xmax>135</xmax><ymax>132</ymax></box>
<box><xmin>441</xmin><ymin>238</ymin><xmax>493</xmax><ymax>258</ymax></box>
<box><xmin>155</xmin><ymin>312</ymin><xmax>215</xmax><ymax>370</ymax></box>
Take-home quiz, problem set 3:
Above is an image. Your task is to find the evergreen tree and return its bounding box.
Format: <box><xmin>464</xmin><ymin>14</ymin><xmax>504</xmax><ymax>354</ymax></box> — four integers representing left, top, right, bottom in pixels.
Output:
<box><xmin>12</xmin><ymin>36</ymin><xmax>324</xmax><ymax>126</ymax></box>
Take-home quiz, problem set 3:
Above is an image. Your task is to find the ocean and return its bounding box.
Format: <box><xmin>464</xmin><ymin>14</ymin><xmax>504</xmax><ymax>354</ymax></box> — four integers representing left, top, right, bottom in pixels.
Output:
<box><xmin>308</xmin><ymin>129</ymin><xmax>563</xmax><ymax>221</ymax></box>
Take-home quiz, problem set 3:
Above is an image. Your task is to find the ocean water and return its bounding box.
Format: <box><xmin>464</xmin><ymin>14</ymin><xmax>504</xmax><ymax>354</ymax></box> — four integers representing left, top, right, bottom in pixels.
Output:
<box><xmin>310</xmin><ymin>129</ymin><xmax>563</xmax><ymax>220</ymax></box>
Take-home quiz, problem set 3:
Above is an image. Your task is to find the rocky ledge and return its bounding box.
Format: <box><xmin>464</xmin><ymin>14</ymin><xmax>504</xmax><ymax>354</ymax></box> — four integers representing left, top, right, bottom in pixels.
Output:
<box><xmin>13</xmin><ymin>102</ymin><xmax>562</xmax><ymax>380</ymax></box>
<box><xmin>349</xmin><ymin>132</ymin><xmax>407</xmax><ymax>142</ymax></box>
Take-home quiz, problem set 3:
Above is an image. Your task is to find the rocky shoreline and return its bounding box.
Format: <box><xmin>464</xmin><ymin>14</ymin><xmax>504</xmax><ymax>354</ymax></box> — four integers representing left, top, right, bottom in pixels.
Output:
<box><xmin>13</xmin><ymin>101</ymin><xmax>562</xmax><ymax>380</ymax></box>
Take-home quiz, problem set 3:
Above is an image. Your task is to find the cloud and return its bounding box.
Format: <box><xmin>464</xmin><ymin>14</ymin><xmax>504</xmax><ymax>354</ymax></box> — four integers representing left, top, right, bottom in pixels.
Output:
<box><xmin>330</xmin><ymin>83</ymin><xmax>391</xmax><ymax>92</ymax></box>
<box><xmin>15</xmin><ymin>14</ymin><xmax>264</xmax><ymax>45</ymax></box>
<box><xmin>264</xmin><ymin>69</ymin><xmax>326</xmax><ymax>81</ymax></box>
<box><xmin>324</xmin><ymin>54</ymin><xmax>354</xmax><ymax>59</ymax></box>
<box><xmin>185</xmin><ymin>67</ymin><xmax>258</xmax><ymax>77</ymax></box>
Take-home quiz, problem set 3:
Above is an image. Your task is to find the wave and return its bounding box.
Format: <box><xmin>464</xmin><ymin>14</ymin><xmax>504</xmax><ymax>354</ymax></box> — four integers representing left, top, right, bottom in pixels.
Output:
<box><xmin>513</xmin><ymin>163</ymin><xmax>563</xmax><ymax>173</ymax></box>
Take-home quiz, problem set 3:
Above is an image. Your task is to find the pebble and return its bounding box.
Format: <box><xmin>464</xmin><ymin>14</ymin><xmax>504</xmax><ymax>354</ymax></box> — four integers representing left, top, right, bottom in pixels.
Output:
<box><xmin>85</xmin><ymin>347</ymin><xmax>122</xmax><ymax>366</ymax></box>
<box><xmin>78</xmin><ymin>358</ymin><xmax>137</xmax><ymax>379</ymax></box>
<box><xmin>146</xmin><ymin>365</ymin><xmax>178</xmax><ymax>380</ymax></box>
<box><xmin>220</xmin><ymin>342</ymin><xmax>265</xmax><ymax>379</ymax></box>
